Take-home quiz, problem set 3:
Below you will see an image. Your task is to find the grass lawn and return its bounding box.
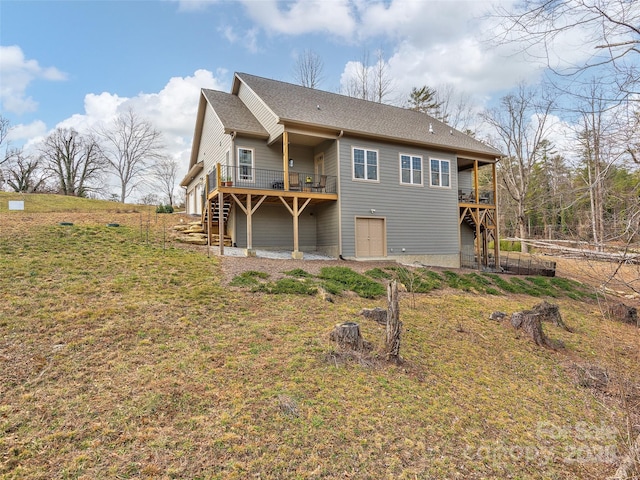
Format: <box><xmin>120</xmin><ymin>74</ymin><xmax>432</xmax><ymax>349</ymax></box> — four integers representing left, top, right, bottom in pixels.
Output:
<box><xmin>1</xmin><ymin>195</ymin><xmax>638</xmax><ymax>479</ymax></box>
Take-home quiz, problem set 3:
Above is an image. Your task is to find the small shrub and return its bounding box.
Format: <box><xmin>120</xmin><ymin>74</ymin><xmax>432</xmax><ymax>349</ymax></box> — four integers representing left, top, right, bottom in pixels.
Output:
<box><xmin>365</xmin><ymin>268</ymin><xmax>391</xmax><ymax>280</ymax></box>
<box><xmin>255</xmin><ymin>278</ymin><xmax>317</xmax><ymax>295</ymax></box>
<box><xmin>230</xmin><ymin>270</ymin><xmax>270</xmax><ymax>287</ymax></box>
<box><xmin>283</xmin><ymin>268</ymin><xmax>313</xmax><ymax>278</ymax></box>
<box><xmin>525</xmin><ymin>277</ymin><xmax>557</xmax><ymax>297</ymax></box>
<box><xmin>483</xmin><ymin>273</ymin><xmax>520</xmax><ymax>294</ymax></box>
<box><xmin>391</xmin><ymin>267</ymin><xmax>441</xmax><ymax>293</ymax></box>
<box><xmin>321</xmin><ymin>279</ymin><xmax>345</xmax><ymax>296</ymax></box>
<box><xmin>510</xmin><ymin>278</ymin><xmax>543</xmax><ymax>296</ymax></box>
<box><xmin>442</xmin><ymin>271</ymin><xmax>475</xmax><ymax>291</ymax></box>
<box><xmin>319</xmin><ymin>267</ymin><xmax>385</xmax><ymax>298</ymax></box>
<box><xmin>156</xmin><ymin>204</ymin><xmax>174</xmax><ymax>214</ymax></box>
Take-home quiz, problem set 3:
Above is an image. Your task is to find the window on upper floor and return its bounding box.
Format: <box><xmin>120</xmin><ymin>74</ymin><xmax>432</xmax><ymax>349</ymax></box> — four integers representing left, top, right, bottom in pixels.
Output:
<box><xmin>430</xmin><ymin>158</ymin><xmax>450</xmax><ymax>188</ymax></box>
<box><xmin>353</xmin><ymin>147</ymin><xmax>378</xmax><ymax>181</ymax></box>
<box><xmin>400</xmin><ymin>154</ymin><xmax>423</xmax><ymax>186</ymax></box>
<box><xmin>238</xmin><ymin>147</ymin><xmax>254</xmax><ymax>181</ymax></box>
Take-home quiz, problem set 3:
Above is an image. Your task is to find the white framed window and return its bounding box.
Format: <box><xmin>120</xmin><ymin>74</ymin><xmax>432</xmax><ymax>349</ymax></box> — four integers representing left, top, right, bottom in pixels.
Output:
<box><xmin>400</xmin><ymin>154</ymin><xmax>423</xmax><ymax>186</ymax></box>
<box><xmin>237</xmin><ymin>147</ymin><xmax>254</xmax><ymax>181</ymax></box>
<box><xmin>353</xmin><ymin>147</ymin><xmax>378</xmax><ymax>181</ymax></box>
<box><xmin>430</xmin><ymin>158</ymin><xmax>450</xmax><ymax>188</ymax></box>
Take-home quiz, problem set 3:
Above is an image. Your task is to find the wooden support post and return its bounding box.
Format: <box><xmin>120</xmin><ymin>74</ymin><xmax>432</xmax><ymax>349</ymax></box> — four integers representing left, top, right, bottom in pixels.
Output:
<box><xmin>283</xmin><ymin>131</ymin><xmax>289</xmax><ymax>190</ymax></box>
<box><xmin>292</xmin><ymin>196</ymin><xmax>300</xmax><ymax>257</ymax></box>
<box><xmin>216</xmin><ymin>163</ymin><xmax>222</xmax><ymax>189</ymax></box>
<box><xmin>230</xmin><ymin>194</ymin><xmax>266</xmax><ymax>257</ymax></box>
<box><xmin>246</xmin><ymin>194</ymin><xmax>253</xmax><ymax>251</ymax></box>
<box><xmin>473</xmin><ymin>159</ymin><xmax>479</xmax><ymax>204</ymax></box>
<box><xmin>278</xmin><ymin>195</ymin><xmax>311</xmax><ymax>259</ymax></box>
<box><xmin>218</xmin><ymin>190</ymin><xmax>224</xmax><ymax>256</ymax></box>
<box><xmin>206</xmin><ymin>198</ymin><xmax>212</xmax><ymax>247</ymax></box>
<box><xmin>475</xmin><ymin>207</ymin><xmax>481</xmax><ymax>270</ymax></box>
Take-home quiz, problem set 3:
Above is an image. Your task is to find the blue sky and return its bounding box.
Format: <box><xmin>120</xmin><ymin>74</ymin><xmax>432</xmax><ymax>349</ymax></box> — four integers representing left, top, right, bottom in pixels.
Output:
<box><xmin>1</xmin><ymin>0</ymin><xmax>615</xmax><ymax>196</ymax></box>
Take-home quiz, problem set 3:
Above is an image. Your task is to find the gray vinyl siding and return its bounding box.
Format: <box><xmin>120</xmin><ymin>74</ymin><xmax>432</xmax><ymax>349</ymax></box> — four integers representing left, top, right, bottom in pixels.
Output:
<box><xmin>234</xmin><ymin>135</ymin><xmax>282</xmax><ymax>171</ymax></box>
<box><xmin>338</xmin><ymin>136</ymin><xmax>459</xmax><ymax>257</ymax></box>
<box><xmin>460</xmin><ymin>223</ymin><xmax>475</xmax><ymax>256</ymax></box>
<box><xmin>315</xmin><ymin>140</ymin><xmax>339</xmax><ymax>249</ymax></box>
<box><xmin>198</xmin><ymin>104</ymin><xmax>230</xmax><ymax>176</ymax></box>
<box><xmin>235</xmin><ymin>204</ymin><xmax>317</xmax><ymax>251</ymax></box>
<box><xmin>237</xmin><ymin>82</ymin><xmax>284</xmax><ymax>140</ymax></box>
<box><xmin>458</xmin><ymin>169</ymin><xmax>473</xmax><ymax>191</ymax></box>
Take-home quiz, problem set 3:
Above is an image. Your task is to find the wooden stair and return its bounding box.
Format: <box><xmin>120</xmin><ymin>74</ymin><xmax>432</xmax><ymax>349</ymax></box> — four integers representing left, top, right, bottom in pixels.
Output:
<box><xmin>201</xmin><ymin>200</ymin><xmax>232</xmax><ymax>246</ymax></box>
<box><xmin>202</xmin><ymin>201</ymin><xmax>231</xmax><ymax>226</ymax></box>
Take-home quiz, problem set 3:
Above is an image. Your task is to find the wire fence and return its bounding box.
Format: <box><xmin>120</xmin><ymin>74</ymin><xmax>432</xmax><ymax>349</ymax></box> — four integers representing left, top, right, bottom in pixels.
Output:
<box><xmin>460</xmin><ymin>252</ymin><xmax>556</xmax><ymax>276</ymax></box>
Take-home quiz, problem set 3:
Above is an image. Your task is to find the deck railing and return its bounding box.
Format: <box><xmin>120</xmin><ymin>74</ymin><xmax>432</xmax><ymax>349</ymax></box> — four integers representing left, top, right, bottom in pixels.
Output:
<box><xmin>458</xmin><ymin>189</ymin><xmax>494</xmax><ymax>205</ymax></box>
<box><xmin>207</xmin><ymin>165</ymin><xmax>337</xmax><ymax>195</ymax></box>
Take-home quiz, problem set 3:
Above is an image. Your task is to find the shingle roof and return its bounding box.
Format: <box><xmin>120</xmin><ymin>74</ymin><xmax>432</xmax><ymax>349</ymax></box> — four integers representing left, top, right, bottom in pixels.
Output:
<box><xmin>235</xmin><ymin>72</ymin><xmax>501</xmax><ymax>159</ymax></box>
<box><xmin>202</xmin><ymin>88</ymin><xmax>268</xmax><ymax>137</ymax></box>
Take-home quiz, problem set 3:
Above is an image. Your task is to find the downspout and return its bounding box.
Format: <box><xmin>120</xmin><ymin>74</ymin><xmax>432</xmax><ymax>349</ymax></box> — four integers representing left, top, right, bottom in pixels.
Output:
<box><xmin>336</xmin><ymin>130</ymin><xmax>344</xmax><ymax>258</ymax></box>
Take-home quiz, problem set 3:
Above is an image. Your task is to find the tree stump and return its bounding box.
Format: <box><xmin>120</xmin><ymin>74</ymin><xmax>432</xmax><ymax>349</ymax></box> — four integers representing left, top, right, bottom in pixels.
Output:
<box><xmin>385</xmin><ymin>280</ymin><xmax>402</xmax><ymax>363</ymax></box>
<box><xmin>607</xmin><ymin>302</ymin><xmax>638</xmax><ymax>326</ymax></box>
<box><xmin>329</xmin><ymin>322</ymin><xmax>365</xmax><ymax>351</ymax></box>
<box><xmin>359</xmin><ymin>307</ymin><xmax>387</xmax><ymax>325</ymax></box>
<box><xmin>510</xmin><ymin>310</ymin><xmax>549</xmax><ymax>347</ymax></box>
<box><xmin>532</xmin><ymin>301</ymin><xmax>570</xmax><ymax>331</ymax></box>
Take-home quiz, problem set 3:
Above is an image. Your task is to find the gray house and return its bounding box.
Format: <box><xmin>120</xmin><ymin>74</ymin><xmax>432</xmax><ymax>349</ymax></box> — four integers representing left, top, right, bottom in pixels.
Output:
<box><xmin>181</xmin><ymin>72</ymin><xmax>501</xmax><ymax>268</ymax></box>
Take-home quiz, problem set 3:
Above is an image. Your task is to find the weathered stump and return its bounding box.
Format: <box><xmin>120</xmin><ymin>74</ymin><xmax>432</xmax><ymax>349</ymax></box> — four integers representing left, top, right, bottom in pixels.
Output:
<box><xmin>359</xmin><ymin>307</ymin><xmax>387</xmax><ymax>325</ymax></box>
<box><xmin>385</xmin><ymin>280</ymin><xmax>402</xmax><ymax>363</ymax></box>
<box><xmin>532</xmin><ymin>301</ymin><xmax>570</xmax><ymax>331</ymax></box>
<box><xmin>607</xmin><ymin>302</ymin><xmax>638</xmax><ymax>326</ymax></box>
<box><xmin>329</xmin><ymin>322</ymin><xmax>365</xmax><ymax>351</ymax></box>
<box><xmin>510</xmin><ymin>310</ymin><xmax>549</xmax><ymax>347</ymax></box>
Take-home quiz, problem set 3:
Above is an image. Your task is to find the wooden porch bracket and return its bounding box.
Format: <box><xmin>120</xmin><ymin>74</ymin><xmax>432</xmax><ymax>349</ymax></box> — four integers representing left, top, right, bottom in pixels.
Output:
<box><xmin>279</xmin><ymin>195</ymin><xmax>312</xmax><ymax>258</ymax></box>
<box><xmin>231</xmin><ymin>193</ymin><xmax>267</xmax><ymax>253</ymax></box>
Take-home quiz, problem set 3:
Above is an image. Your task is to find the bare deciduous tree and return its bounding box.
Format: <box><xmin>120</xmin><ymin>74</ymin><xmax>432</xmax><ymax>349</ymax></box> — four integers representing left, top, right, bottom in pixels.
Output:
<box><xmin>292</xmin><ymin>49</ymin><xmax>324</xmax><ymax>89</ymax></box>
<box><xmin>574</xmin><ymin>81</ymin><xmax>635</xmax><ymax>249</ymax></box>
<box><xmin>151</xmin><ymin>156</ymin><xmax>178</xmax><ymax>206</ymax></box>
<box><xmin>482</xmin><ymin>84</ymin><xmax>555</xmax><ymax>252</ymax></box>
<box><xmin>4</xmin><ymin>149</ymin><xmax>47</xmax><ymax>193</ymax></box>
<box><xmin>435</xmin><ymin>84</ymin><xmax>477</xmax><ymax>132</ymax></box>
<box><xmin>492</xmin><ymin>0</ymin><xmax>640</xmax><ymax>97</ymax></box>
<box><xmin>341</xmin><ymin>49</ymin><xmax>394</xmax><ymax>103</ymax></box>
<box><xmin>0</xmin><ymin>115</ymin><xmax>10</xmax><ymax>165</ymax></box>
<box><xmin>40</xmin><ymin>128</ymin><xmax>105</xmax><ymax>197</ymax></box>
<box><xmin>99</xmin><ymin>108</ymin><xmax>164</xmax><ymax>203</ymax></box>
<box><xmin>371</xmin><ymin>50</ymin><xmax>393</xmax><ymax>104</ymax></box>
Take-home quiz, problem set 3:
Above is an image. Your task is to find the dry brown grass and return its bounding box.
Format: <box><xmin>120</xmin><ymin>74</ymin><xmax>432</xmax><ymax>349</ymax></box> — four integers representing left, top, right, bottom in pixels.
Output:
<box><xmin>1</xmin><ymin>202</ymin><xmax>639</xmax><ymax>479</ymax></box>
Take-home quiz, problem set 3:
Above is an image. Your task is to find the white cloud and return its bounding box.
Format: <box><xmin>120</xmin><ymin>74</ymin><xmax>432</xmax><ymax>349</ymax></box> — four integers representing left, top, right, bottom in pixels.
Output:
<box><xmin>239</xmin><ymin>0</ymin><xmax>356</xmax><ymax>38</ymax></box>
<box><xmin>172</xmin><ymin>0</ymin><xmax>222</xmax><ymax>12</ymax></box>
<box><xmin>219</xmin><ymin>25</ymin><xmax>260</xmax><ymax>53</ymax></box>
<box><xmin>6</xmin><ymin>120</ymin><xmax>47</xmax><ymax>145</ymax></box>
<box><xmin>334</xmin><ymin>0</ymin><xmax>554</xmax><ymax>107</ymax></box>
<box><xmin>44</xmin><ymin>69</ymin><xmax>227</xmax><ymax>190</ymax></box>
<box><xmin>0</xmin><ymin>45</ymin><xmax>67</xmax><ymax>114</ymax></box>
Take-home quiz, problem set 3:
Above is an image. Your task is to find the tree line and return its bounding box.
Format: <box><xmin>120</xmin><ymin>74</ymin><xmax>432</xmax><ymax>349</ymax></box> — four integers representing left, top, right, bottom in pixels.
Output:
<box><xmin>0</xmin><ymin>109</ymin><xmax>178</xmax><ymax>206</ymax></box>
<box><xmin>292</xmin><ymin>0</ymin><xmax>639</xmax><ymax>248</ymax></box>
<box><xmin>3</xmin><ymin>0</ymin><xmax>637</xmax><ymax>248</ymax></box>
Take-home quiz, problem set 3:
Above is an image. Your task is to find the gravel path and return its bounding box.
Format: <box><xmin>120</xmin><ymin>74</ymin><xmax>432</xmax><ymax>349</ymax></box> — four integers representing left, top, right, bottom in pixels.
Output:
<box><xmin>216</xmin><ymin>248</ymin><xmax>398</xmax><ymax>284</ymax></box>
